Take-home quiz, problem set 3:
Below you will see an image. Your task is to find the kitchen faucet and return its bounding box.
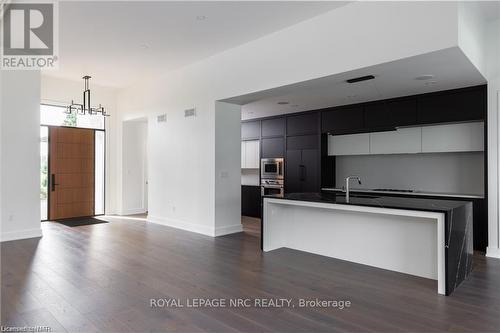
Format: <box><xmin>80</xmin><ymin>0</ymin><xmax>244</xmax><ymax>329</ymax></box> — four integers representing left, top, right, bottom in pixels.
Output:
<box><xmin>344</xmin><ymin>176</ymin><xmax>362</xmax><ymax>203</ymax></box>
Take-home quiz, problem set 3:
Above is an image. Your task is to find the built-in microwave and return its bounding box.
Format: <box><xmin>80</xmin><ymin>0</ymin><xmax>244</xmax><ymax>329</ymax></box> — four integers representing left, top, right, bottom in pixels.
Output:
<box><xmin>261</xmin><ymin>158</ymin><xmax>284</xmax><ymax>180</ymax></box>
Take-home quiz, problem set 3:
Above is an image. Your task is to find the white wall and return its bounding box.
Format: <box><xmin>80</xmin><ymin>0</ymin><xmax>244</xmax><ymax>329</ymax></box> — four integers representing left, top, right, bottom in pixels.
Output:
<box><xmin>214</xmin><ymin>101</ymin><xmax>243</xmax><ymax>235</ymax></box>
<box><xmin>485</xmin><ymin>18</ymin><xmax>500</xmax><ymax>258</ymax></box>
<box><xmin>121</xmin><ymin>119</ymin><xmax>148</xmax><ymax>215</ymax></box>
<box><xmin>41</xmin><ymin>75</ymin><xmax>119</xmax><ymax>214</ymax></box>
<box><xmin>115</xmin><ymin>2</ymin><xmax>460</xmax><ymax>236</ymax></box>
<box><xmin>458</xmin><ymin>3</ymin><xmax>500</xmax><ymax>257</ymax></box>
<box><xmin>0</xmin><ymin>71</ymin><xmax>42</xmax><ymax>242</ymax></box>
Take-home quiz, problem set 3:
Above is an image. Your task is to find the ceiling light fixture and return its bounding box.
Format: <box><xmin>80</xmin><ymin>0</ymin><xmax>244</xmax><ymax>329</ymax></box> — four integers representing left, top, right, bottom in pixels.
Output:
<box><xmin>65</xmin><ymin>76</ymin><xmax>109</xmax><ymax>117</ymax></box>
<box><xmin>346</xmin><ymin>75</ymin><xmax>375</xmax><ymax>83</ymax></box>
<box><xmin>415</xmin><ymin>74</ymin><xmax>434</xmax><ymax>81</ymax></box>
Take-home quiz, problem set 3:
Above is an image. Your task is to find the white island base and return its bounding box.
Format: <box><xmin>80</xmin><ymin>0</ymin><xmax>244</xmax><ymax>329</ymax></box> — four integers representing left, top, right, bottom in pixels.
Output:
<box><xmin>263</xmin><ymin>198</ymin><xmax>446</xmax><ymax>295</ymax></box>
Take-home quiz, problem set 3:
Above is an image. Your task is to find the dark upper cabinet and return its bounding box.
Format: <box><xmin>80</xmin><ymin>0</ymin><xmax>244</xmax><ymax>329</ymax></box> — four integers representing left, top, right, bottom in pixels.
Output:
<box><xmin>321</xmin><ymin>106</ymin><xmax>364</xmax><ymax>134</ymax></box>
<box><xmin>241</xmin><ymin>121</ymin><xmax>260</xmax><ymax>140</ymax></box>
<box><xmin>287</xmin><ymin>112</ymin><xmax>319</xmax><ymax>136</ymax></box>
<box><xmin>261</xmin><ymin>137</ymin><xmax>284</xmax><ymax>158</ymax></box>
<box><xmin>417</xmin><ymin>86</ymin><xmax>486</xmax><ymax>124</ymax></box>
<box><xmin>364</xmin><ymin>99</ymin><xmax>417</xmax><ymax>130</ymax></box>
<box><xmin>261</xmin><ymin>117</ymin><xmax>285</xmax><ymax>137</ymax></box>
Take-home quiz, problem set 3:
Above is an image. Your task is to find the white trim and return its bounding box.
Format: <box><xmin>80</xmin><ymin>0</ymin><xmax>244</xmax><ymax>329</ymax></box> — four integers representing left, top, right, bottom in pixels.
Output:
<box><xmin>147</xmin><ymin>215</ymin><xmax>214</xmax><ymax>236</ymax></box>
<box><xmin>119</xmin><ymin>208</ymin><xmax>147</xmax><ymax>216</ymax></box>
<box><xmin>263</xmin><ymin>198</ymin><xmax>446</xmax><ymax>295</ymax></box>
<box><xmin>215</xmin><ymin>224</ymin><xmax>243</xmax><ymax>237</ymax></box>
<box><xmin>1</xmin><ymin>228</ymin><xmax>42</xmax><ymax>242</ymax></box>
<box><xmin>486</xmin><ymin>247</ymin><xmax>500</xmax><ymax>259</ymax></box>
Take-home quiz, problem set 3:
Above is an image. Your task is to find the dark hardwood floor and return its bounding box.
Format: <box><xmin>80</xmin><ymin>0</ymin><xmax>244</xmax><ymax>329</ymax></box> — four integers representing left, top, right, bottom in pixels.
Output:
<box><xmin>2</xmin><ymin>216</ymin><xmax>500</xmax><ymax>332</ymax></box>
<box><xmin>241</xmin><ymin>216</ymin><xmax>260</xmax><ymax>238</ymax></box>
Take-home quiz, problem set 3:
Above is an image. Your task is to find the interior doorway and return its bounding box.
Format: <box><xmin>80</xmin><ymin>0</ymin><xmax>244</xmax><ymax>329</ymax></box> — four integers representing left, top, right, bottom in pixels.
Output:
<box><xmin>121</xmin><ymin>118</ymin><xmax>148</xmax><ymax>216</ymax></box>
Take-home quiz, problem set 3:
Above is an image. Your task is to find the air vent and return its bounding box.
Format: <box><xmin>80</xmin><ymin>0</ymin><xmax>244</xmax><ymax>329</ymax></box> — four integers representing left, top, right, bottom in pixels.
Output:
<box><xmin>346</xmin><ymin>75</ymin><xmax>375</xmax><ymax>83</ymax></box>
<box><xmin>157</xmin><ymin>114</ymin><xmax>167</xmax><ymax>123</ymax></box>
<box><xmin>184</xmin><ymin>108</ymin><xmax>196</xmax><ymax>118</ymax></box>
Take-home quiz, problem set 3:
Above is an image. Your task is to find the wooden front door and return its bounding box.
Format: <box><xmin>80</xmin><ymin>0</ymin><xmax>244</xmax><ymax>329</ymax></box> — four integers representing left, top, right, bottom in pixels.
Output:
<box><xmin>49</xmin><ymin>127</ymin><xmax>95</xmax><ymax>220</ymax></box>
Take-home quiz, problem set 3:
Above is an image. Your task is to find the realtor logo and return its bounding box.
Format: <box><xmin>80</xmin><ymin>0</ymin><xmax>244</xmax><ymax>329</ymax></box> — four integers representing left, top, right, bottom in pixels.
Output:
<box><xmin>1</xmin><ymin>0</ymin><xmax>58</xmax><ymax>69</ymax></box>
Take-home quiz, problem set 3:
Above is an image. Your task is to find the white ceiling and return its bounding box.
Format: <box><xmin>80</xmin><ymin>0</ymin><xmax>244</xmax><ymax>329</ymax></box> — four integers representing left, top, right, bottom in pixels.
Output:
<box><xmin>44</xmin><ymin>1</ymin><xmax>348</xmax><ymax>88</ymax></box>
<box><xmin>230</xmin><ymin>47</ymin><xmax>487</xmax><ymax>120</ymax></box>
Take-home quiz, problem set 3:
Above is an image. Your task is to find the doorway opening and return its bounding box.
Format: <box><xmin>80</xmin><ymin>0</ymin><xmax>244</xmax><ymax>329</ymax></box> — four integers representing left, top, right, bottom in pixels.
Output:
<box><xmin>40</xmin><ymin>104</ymin><xmax>106</xmax><ymax>221</ymax></box>
<box><xmin>121</xmin><ymin>118</ymin><xmax>148</xmax><ymax>217</ymax></box>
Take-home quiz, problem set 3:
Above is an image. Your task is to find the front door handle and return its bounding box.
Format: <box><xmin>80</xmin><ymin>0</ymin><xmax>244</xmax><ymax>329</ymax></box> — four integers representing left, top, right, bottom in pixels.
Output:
<box><xmin>51</xmin><ymin>174</ymin><xmax>59</xmax><ymax>191</ymax></box>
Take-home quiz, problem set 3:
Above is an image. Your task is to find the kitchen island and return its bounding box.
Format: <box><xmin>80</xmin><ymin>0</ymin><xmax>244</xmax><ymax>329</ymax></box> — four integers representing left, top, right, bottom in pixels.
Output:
<box><xmin>262</xmin><ymin>192</ymin><xmax>473</xmax><ymax>296</ymax></box>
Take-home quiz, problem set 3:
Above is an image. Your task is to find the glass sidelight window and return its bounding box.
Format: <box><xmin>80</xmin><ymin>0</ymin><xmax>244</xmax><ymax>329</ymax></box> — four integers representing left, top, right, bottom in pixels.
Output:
<box><xmin>94</xmin><ymin>131</ymin><xmax>105</xmax><ymax>215</ymax></box>
<box><xmin>40</xmin><ymin>126</ymin><xmax>49</xmax><ymax>220</ymax></box>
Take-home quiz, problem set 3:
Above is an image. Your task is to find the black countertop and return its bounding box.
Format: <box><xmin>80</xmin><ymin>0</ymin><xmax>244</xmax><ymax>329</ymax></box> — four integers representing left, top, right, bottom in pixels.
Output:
<box><xmin>263</xmin><ymin>191</ymin><xmax>474</xmax><ymax>296</ymax></box>
<box><xmin>264</xmin><ymin>191</ymin><xmax>471</xmax><ymax>214</ymax></box>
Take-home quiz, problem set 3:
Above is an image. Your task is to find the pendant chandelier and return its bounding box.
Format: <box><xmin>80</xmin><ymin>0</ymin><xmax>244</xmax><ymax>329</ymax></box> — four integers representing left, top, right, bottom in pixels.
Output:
<box><xmin>66</xmin><ymin>76</ymin><xmax>109</xmax><ymax>116</ymax></box>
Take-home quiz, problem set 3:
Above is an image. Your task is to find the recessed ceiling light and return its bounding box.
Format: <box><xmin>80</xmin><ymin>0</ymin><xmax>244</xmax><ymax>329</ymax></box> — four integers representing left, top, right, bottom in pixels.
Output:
<box><xmin>196</xmin><ymin>15</ymin><xmax>207</xmax><ymax>20</ymax></box>
<box><xmin>415</xmin><ymin>74</ymin><xmax>434</xmax><ymax>80</ymax></box>
<box><xmin>277</xmin><ymin>101</ymin><xmax>289</xmax><ymax>105</ymax></box>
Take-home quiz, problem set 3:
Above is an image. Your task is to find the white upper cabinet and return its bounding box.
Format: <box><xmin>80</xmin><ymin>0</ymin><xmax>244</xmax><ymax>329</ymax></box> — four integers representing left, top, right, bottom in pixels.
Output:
<box><xmin>421</xmin><ymin>122</ymin><xmax>484</xmax><ymax>153</ymax></box>
<box><xmin>241</xmin><ymin>140</ymin><xmax>260</xmax><ymax>169</ymax></box>
<box><xmin>328</xmin><ymin>122</ymin><xmax>484</xmax><ymax>156</ymax></box>
<box><xmin>328</xmin><ymin>133</ymin><xmax>370</xmax><ymax>156</ymax></box>
<box><xmin>370</xmin><ymin>127</ymin><xmax>422</xmax><ymax>154</ymax></box>
<box><xmin>241</xmin><ymin>141</ymin><xmax>246</xmax><ymax>167</ymax></box>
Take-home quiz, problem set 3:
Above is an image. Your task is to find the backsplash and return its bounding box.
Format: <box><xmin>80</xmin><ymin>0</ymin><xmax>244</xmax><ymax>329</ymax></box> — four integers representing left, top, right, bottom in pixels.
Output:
<box><xmin>335</xmin><ymin>152</ymin><xmax>484</xmax><ymax>195</ymax></box>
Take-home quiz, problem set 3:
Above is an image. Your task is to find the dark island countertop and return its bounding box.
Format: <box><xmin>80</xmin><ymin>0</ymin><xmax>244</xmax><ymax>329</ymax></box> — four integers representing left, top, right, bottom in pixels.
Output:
<box><xmin>263</xmin><ymin>191</ymin><xmax>474</xmax><ymax>296</ymax></box>
<box><xmin>264</xmin><ymin>191</ymin><xmax>471</xmax><ymax>214</ymax></box>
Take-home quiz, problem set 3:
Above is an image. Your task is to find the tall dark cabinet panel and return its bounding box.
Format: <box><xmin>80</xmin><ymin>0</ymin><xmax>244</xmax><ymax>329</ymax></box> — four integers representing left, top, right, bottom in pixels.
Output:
<box><xmin>301</xmin><ymin>149</ymin><xmax>319</xmax><ymax>192</ymax></box>
<box><xmin>286</xmin><ymin>134</ymin><xmax>319</xmax><ymax>193</ymax></box>
<box><xmin>262</xmin><ymin>117</ymin><xmax>285</xmax><ymax>137</ymax></box>
<box><xmin>241</xmin><ymin>120</ymin><xmax>260</xmax><ymax>140</ymax></box>
<box><xmin>286</xmin><ymin>148</ymin><xmax>319</xmax><ymax>193</ymax></box>
<box><xmin>285</xmin><ymin>150</ymin><xmax>302</xmax><ymax>193</ymax></box>
<box><xmin>261</xmin><ymin>137</ymin><xmax>284</xmax><ymax>158</ymax></box>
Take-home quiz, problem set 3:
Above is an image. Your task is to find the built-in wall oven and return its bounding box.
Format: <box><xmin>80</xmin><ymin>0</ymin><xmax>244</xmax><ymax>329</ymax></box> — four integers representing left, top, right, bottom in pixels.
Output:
<box><xmin>261</xmin><ymin>179</ymin><xmax>284</xmax><ymax>197</ymax></box>
<box><xmin>261</xmin><ymin>158</ymin><xmax>284</xmax><ymax>180</ymax></box>
<box><xmin>261</xmin><ymin>158</ymin><xmax>284</xmax><ymax>197</ymax></box>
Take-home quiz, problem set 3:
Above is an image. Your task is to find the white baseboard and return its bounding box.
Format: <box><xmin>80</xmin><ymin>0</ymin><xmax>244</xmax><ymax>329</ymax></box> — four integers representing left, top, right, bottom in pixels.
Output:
<box><xmin>147</xmin><ymin>215</ymin><xmax>214</xmax><ymax>236</ymax></box>
<box><xmin>1</xmin><ymin>228</ymin><xmax>42</xmax><ymax>242</ymax></box>
<box><xmin>486</xmin><ymin>246</ymin><xmax>500</xmax><ymax>259</ymax></box>
<box><xmin>215</xmin><ymin>224</ymin><xmax>243</xmax><ymax>236</ymax></box>
<box><xmin>119</xmin><ymin>208</ymin><xmax>147</xmax><ymax>216</ymax></box>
